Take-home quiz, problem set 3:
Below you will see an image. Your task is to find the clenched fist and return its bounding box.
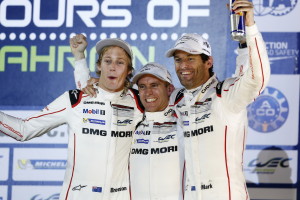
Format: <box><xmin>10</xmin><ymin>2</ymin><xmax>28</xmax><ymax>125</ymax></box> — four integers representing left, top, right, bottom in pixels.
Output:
<box><xmin>70</xmin><ymin>34</ymin><xmax>88</xmax><ymax>61</ymax></box>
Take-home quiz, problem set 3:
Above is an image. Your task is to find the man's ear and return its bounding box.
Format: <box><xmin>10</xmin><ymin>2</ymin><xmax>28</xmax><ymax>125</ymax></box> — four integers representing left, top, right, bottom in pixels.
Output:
<box><xmin>206</xmin><ymin>56</ymin><xmax>213</xmax><ymax>69</ymax></box>
<box><xmin>127</xmin><ymin>69</ymin><xmax>132</xmax><ymax>76</ymax></box>
<box><xmin>167</xmin><ymin>84</ymin><xmax>175</xmax><ymax>96</ymax></box>
<box><xmin>97</xmin><ymin>63</ymin><xmax>101</xmax><ymax>72</ymax></box>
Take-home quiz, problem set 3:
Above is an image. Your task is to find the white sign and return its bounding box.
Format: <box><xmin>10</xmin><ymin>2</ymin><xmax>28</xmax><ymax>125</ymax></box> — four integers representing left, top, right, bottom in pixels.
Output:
<box><xmin>0</xmin><ymin>148</ymin><xmax>9</xmax><ymax>181</ymax></box>
<box><xmin>253</xmin><ymin>0</ymin><xmax>300</xmax><ymax>32</ymax></box>
<box><xmin>244</xmin><ymin>149</ymin><xmax>298</xmax><ymax>184</ymax></box>
<box><xmin>248</xmin><ymin>188</ymin><xmax>297</xmax><ymax>200</ymax></box>
<box><xmin>12</xmin><ymin>185</ymin><xmax>61</xmax><ymax>200</ymax></box>
<box><xmin>0</xmin><ymin>185</ymin><xmax>7</xmax><ymax>200</ymax></box>
<box><xmin>13</xmin><ymin>148</ymin><xmax>67</xmax><ymax>181</ymax></box>
<box><xmin>247</xmin><ymin>75</ymin><xmax>299</xmax><ymax>145</ymax></box>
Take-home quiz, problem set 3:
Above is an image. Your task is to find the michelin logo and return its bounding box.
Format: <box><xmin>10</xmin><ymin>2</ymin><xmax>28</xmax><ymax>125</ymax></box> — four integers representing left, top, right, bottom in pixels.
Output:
<box><xmin>252</xmin><ymin>0</ymin><xmax>297</xmax><ymax>16</ymax></box>
<box><xmin>247</xmin><ymin>87</ymin><xmax>289</xmax><ymax>133</ymax></box>
<box><xmin>18</xmin><ymin>159</ymin><xmax>67</xmax><ymax>170</ymax></box>
<box><xmin>83</xmin><ymin>118</ymin><xmax>105</xmax><ymax>125</ymax></box>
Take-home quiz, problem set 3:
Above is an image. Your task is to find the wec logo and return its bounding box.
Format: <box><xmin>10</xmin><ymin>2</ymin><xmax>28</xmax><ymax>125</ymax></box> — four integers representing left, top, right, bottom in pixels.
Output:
<box><xmin>248</xmin><ymin>157</ymin><xmax>291</xmax><ymax>168</ymax></box>
<box><xmin>31</xmin><ymin>194</ymin><xmax>60</xmax><ymax>200</ymax></box>
<box><xmin>157</xmin><ymin>134</ymin><xmax>175</xmax><ymax>143</ymax></box>
<box><xmin>247</xmin><ymin>157</ymin><xmax>292</xmax><ymax>175</ymax></box>
<box><xmin>115</xmin><ymin>119</ymin><xmax>132</xmax><ymax>126</ymax></box>
<box><xmin>117</xmin><ymin>119</ymin><xmax>132</xmax><ymax>124</ymax></box>
<box><xmin>195</xmin><ymin>113</ymin><xmax>210</xmax><ymax>122</ymax></box>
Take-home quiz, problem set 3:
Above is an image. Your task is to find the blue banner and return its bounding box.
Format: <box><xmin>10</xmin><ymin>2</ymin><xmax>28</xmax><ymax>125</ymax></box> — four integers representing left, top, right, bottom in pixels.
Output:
<box><xmin>0</xmin><ymin>0</ymin><xmax>228</xmax><ymax>107</ymax></box>
<box><xmin>0</xmin><ymin>0</ymin><xmax>299</xmax><ymax>200</ymax></box>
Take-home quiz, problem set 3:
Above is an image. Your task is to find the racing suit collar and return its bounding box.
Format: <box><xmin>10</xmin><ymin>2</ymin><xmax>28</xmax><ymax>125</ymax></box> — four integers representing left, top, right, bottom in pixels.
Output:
<box><xmin>96</xmin><ymin>87</ymin><xmax>123</xmax><ymax>101</ymax></box>
<box><xmin>184</xmin><ymin>74</ymin><xmax>218</xmax><ymax>102</ymax></box>
<box><xmin>145</xmin><ymin>105</ymin><xmax>175</xmax><ymax>122</ymax></box>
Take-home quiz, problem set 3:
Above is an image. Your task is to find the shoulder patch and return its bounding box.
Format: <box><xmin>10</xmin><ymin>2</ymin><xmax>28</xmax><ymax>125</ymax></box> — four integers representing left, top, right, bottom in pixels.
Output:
<box><xmin>135</xmin><ymin>114</ymin><xmax>146</xmax><ymax>130</ymax></box>
<box><xmin>129</xmin><ymin>88</ymin><xmax>145</xmax><ymax>112</ymax></box>
<box><xmin>216</xmin><ymin>81</ymin><xmax>224</xmax><ymax>97</ymax></box>
<box><xmin>174</xmin><ymin>88</ymin><xmax>185</xmax><ymax>105</ymax></box>
<box><xmin>69</xmin><ymin>89</ymin><xmax>83</xmax><ymax>108</ymax></box>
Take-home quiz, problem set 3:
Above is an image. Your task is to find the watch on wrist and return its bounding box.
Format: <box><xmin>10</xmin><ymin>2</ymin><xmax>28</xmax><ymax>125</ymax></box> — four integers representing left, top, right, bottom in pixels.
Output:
<box><xmin>239</xmin><ymin>42</ymin><xmax>247</xmax><ymax>49</ymax></box>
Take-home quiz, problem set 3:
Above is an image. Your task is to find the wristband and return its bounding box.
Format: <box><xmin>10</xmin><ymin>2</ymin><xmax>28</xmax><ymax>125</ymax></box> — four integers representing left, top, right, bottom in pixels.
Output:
<box><xmin>239</xmin><ymin>42</ymin><xmax>247</xmax><ymax>49</ymax></box>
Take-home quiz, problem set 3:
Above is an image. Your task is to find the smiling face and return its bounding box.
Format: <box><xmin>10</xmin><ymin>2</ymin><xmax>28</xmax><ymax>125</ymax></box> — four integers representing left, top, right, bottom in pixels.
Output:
<box><xmin>174</xmin><ymin>50</ymin><xmax>212</xmax><ymax>90</ymax></box>
<box><xmin>97</xmin><ymin>46</ymin><xmax>131</xmax><ymax>92</ymax></box>
<box><xmin>137</xmin><ymin>75</ymin><xmax>173</xmax><ymax>112</ymax></box>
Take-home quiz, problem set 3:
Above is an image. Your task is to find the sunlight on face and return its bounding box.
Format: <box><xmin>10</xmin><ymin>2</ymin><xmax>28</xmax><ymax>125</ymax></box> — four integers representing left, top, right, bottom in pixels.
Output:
<box><xmin>97</xmin><ymin>46</ymin><xmax>131</xmax><ymax>92</ymax></box>
<box><xmin>174</xmin><ymin>50</ymin><xmax>211</xmax><ymax>90</ymax></box>
<box><xmin>137</xmin><ymin>75</ymin><xmax>171</xmax><ymax>112</ymax></box>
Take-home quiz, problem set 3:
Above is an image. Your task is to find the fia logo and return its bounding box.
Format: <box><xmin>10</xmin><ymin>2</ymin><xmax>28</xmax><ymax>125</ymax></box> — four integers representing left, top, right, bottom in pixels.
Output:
<box><xmin>247</xmin><ymin>87</ymin><xmax>289</xmax><ymax>133</ymax></box>
<box><xmin>252</xmin><ymin>0</ymin><xmax>297</xmax><ymax>16</ymax></box>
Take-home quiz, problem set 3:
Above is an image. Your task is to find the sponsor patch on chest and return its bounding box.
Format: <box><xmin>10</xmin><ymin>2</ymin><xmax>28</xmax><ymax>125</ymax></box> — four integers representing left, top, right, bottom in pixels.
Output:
<box><xmin>184</xmin><ymin>125</ymin><xmax>214</xmax><ymax>137</ymax></box>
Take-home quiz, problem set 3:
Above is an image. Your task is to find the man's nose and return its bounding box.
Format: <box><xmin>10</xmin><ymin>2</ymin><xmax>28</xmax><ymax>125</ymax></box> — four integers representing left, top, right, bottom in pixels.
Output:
<box><xmin>109</xmin><ymin>62</ymin><xmax>117</xmax><ymax>71</ymax></box>
<box><xmin>144</xmin><ymin>87</ymin><xmax>153</xmax><ymax>95</ymax></box>
<box><xmin>179</xmin><ymin>59</ymin><xmax>189</xmax><ymax>69</ymax></box>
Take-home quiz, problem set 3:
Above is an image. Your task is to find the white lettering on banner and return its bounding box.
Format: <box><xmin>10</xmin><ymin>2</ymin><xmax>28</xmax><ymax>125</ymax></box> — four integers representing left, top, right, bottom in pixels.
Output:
<box><xmin>265</xmin><ymin>42</ymin><xmax>299</xmax><ymax>58</ymax></box>
<box><xmin>181</xmin><ymin>0</ymin><xmax>210</xmax><ymax>27</ymax></box>
<box><xmin>0</xmin><ymin>0</ymin><xmax>32</xmax><ymax>27</ymax></box>
<box><xmin>147</xmin><ymin>0</ymin><xmax>210</xmax><ymax>27</ymax></box>
<box><xmin>147</xmin><ymin>0</ymin><xmax>180</xmax><ymax>27</ymax></box>
<box><xmin>101</xmin><ymin>0</ymin><xmax>132</xmax><ymax>27</ymax></box>
<box><xmin>0</xmin><ymin>0</ymin><xmax>210</xmax><ymax>28</ymax></box>
<box><xmin>33</xmin><ymin>0</ymin><xmax>65</xmax><ymax>27</ymax></box>
<box><xmin>256</xmin><ymin>101</ymin><xmax>275</xmax><ymax>116</ymax></box>
<box><xmin>266</xmin><ymin>42</ymin><xmax>288</xmax><ymax>50</ymax></box>
<box><xmin>66</xmin><ymin>0</ymin><xmax>99</xmax><ymax>27</ymax></box>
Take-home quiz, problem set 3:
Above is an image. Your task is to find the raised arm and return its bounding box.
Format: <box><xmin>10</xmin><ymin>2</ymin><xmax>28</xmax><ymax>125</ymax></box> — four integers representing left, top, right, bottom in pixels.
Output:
<box><xmin>219</xmin><ymin>0</ymin><xmax>270</xmax><ymax>112</ymax></box>
<box><xmin>70</xmin><ymin>34</ymin><xmax>90</xmax><ymax>89</ymax></box>
<box><xmin>235</xmin><ymin>40</ymin><xmax>249</xmax><ymax>77</ymax></box>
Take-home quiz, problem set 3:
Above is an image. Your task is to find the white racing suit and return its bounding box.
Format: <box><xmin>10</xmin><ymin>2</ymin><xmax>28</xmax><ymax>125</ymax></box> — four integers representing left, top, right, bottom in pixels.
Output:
<box><xmin>0</xmin><ymin>88</ymin><xmax>143</xmax><ymax>200</ymax></box>
<box><xmin>176</xmin><ymin>24</ymin><xmax>270</xmax><ymax>200</ymax></box>
<box><xmin>130</xmin><ymin>94</ymin><xmax>185</xmax><ymax>200</ymax></box>
<box><xmin>128</xmin><ymin>41</ymin><xmax>248</xmax><ymax>200</ymax></box>
<box><xmin>71</xmin><ymin>40</ymin><xmax>248</xmax><ymax>200</ymax></box>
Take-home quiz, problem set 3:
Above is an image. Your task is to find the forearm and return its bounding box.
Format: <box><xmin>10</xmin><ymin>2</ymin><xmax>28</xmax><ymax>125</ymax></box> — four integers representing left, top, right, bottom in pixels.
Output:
<box><xmin>74</xmin><ymin>59</ymin><xmax>90</xmax><ymax>89</ymax></box>
<box><xmin>0</xmin><ymin>110</ymin><xmax>65</xmax><ymax>141</ymax></box>
<box><xmin>235</xmin><ymin>47</ymin><xmax>249</xmax><ymax>77</ymax></box>
<box><xmin>0</xmin><ymin>111</ymin><xmax>24</xmax><ymax>141</ymax></box>
<box><xmin>244</xmin><ymin>23</ymin><xmax>270</xmax><ymax>93</ymax></box>
<box><xmin>222</xmin><ymin>24</ymin><xmax>270</xmax><ymax>113</ymax></box>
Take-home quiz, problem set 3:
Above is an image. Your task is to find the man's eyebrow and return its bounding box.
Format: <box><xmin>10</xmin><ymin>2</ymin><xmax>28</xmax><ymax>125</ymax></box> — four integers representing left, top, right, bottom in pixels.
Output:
<box><xmin>174</xmin><ymin>53</ymin><xmax>195</xmax><ymax>57</ymax></box>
